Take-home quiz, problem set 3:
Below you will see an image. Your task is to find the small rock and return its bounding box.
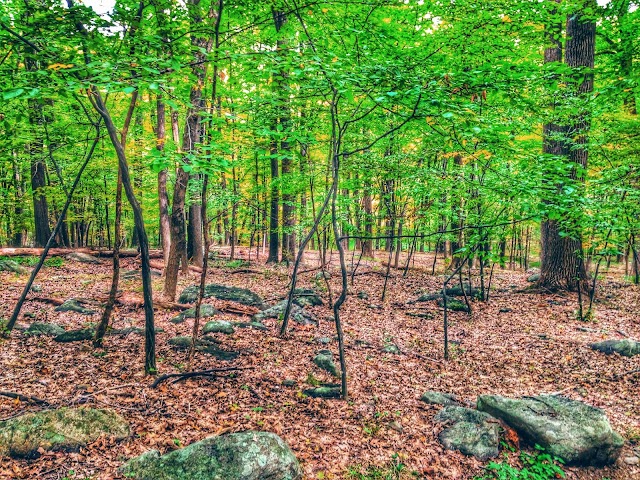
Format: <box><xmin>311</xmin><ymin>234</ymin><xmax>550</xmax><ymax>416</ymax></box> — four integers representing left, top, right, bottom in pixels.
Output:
<box><xmin>313</xmin><ymin>350</ymin><xmax>339</xmax><ymax>377</ymax></box>
<box><xmin>232</xmin><ymin>321</ymin><xmax>268</xmax><ymax>331</ymax></box>
<box><xmin>55</xmin><ymin>299</ymin><xmax>95</xmax><ymax>315</ymax></box>
<box><xmin>31</xmin><ymin>284</ymin><xmax>42</xmax><ymax>293</ymax></box>
<box><xmin>282</xmin><ymin>379</ymin><xmax>297</xmax><ymax>387</ymax></box>
<box><xmin>253</xmin><ymin>300</ymin><xmax>317</xmax><ymax>326</ymax></box>
<box><xmin>527</xmin><ymin>273</ymin><xmax>540</xmax><ymax>282</ymax></box>
<box><xmin>23</xmin><ymin>312</ymin><xmax>36</xmax><ymax>319</ymax></box>
<box><xmin>24</xmin><ymin>322</ymin><xmax>65</xmax><ymax>337</ymax></box>
<box><xmin>303</xmin><ymin>386</ymin><xmax>341</xmax><ymax>398</ymax></box>
<box><xmin>66</xmin><ymin>252</ymin><xmax>101</xmax><ymax>264</ymax></box>
<box><xmin>382</xmin><ymin>344</ymin><xmax>400</xmax><ymax>354</ymax></box>
<box><xmin>624</xmin><ymin>456</ymin><xmax>639</xmax><ymax>465</ymax></box>
<box><xmin>316</xmin><ymin>337</ymin><xmax>332</xmax><ymax>345</ymax></box>
<box><xmin>388</xmin><ymin>421</ymin><xmax>403</xmax><ymax>433</ymax></box>
<box><xmin>170</xmin><ymin>304</ymin><xmax>218</xmax><ymax>324</ymax></box>
<box><xmin>291</xmin><ymin>288</ymin><xmax>323</xmax><ymax>307</ymax></box>
<box><xmin>315</xmin><ymin>271</ymin><xmax>331</xmax><ymax>280</ymax></box>
<box><xmin>591</xmin><ymin>339</ymin><xmax>640</xmax><ymax>357</ymax></box>
<box><xmin>499</xmin><ymin>308</ymin><xmax>513</xmax><ymax>313</ymax></box>
<box><xmin>421</xmin><ymin>391</ymin><xmax>459</xmax><ymax>406</ymax></box>
<box><xmin>357</xmin><ymin>291</ymin><xmax>369</xmax><ymax>300</ymax></box>
<box><xmin>202</xmin><ymin>321</ymin><xmax>235</xmax><ymax>335</ymax></box>
<box><xmin>54</xmin><ymin>328</ymin><xmax>95</xmax><ymax>342</ymax></box>
<box><xmin>437</xmin><ymin>298</ymin><xmax>470</xmax><ymax>312</ymax></box>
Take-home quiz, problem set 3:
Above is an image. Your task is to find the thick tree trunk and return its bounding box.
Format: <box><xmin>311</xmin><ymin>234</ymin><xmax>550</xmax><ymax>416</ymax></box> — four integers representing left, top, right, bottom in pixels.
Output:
<box><xmin>164</xmin><ymin>0</ymin><xmax>214</xmax><ymax>300</ymax></box>
<box><xmin>267</xmin><ymin>138</ymin><xmax>280</xmax><ymax>263</ymax></box>
<box><xmin>540</xmin><ymin>1</ymin><xmax>594</xmax><ymax>291</ymax></box>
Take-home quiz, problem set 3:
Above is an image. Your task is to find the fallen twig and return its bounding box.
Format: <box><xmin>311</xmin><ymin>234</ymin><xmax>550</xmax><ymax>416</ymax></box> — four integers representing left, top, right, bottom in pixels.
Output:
<box><xmin>0</xmin><ymin>391</ymin><xmax>50</xmax><ymax>405</ymax></box>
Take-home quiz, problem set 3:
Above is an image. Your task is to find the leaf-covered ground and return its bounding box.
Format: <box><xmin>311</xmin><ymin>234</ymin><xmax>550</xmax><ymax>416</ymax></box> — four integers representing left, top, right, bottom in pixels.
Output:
<box><xmin>1</xmin><ymin>249</ymin><xmax>638</xmax><ymax>479</ymax></box>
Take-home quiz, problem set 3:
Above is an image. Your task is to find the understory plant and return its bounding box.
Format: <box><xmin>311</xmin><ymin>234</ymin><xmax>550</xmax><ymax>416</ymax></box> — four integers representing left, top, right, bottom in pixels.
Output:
<box><xmin>475</xmin><ymin>446</ymin><xmax>565</xmax><ymax>480</ymax></box>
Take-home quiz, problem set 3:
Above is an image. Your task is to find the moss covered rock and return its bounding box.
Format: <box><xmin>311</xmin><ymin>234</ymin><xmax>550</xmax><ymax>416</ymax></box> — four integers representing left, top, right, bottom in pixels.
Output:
<box><xmin>54</xmin><ymin>299</ymin><xmax>95</xmax><ymax>315</ymax></box>
<box><xmin>179</xmin><ymin>284</ymin><xmax>266</xmax><ymax>309</ymax></box>
<box><xmin>434</xmin><ymin>406</ymin><xmax>500</xmax><ymax>460</ymax></box>
<box><xmin>54</xmin><ymin>328</ymin><xmax>95</xmax><ymax>342</ymax></box>
<box><xmin>0</xmin><ymin>407</ymin><xmax>129</xmax><ymax>458</ymax></box>
<box><xmin>170</xmin><ymin>304</ymin><xmax>218</xmax><ymax>324</ymax></box>
<box><xmin>313</xmin><ymin>350</ymin><xmax>339</xmax><ymax>377</ymax></box>
<box><xmin>202</xmin><ymin>321</ymin><xmax>235</xmax><ymax>335</ymax></box>
<box><xmin>0</xmin><ymin>260</ymin><xmax>27</xmax><ymax>274</ymax></box>
<box><xmin>24</xmin><ymin>322</ymin><xmax>66</xmax><ymax>337</ymax></box>
<box><xmin>120</xmin><ymin>431</ymin><xmax>302</xmax><ymax>480</ymax></box>
<box><xmin>477</xmin><ymin>394</ymin><xmax>624</xmax><ymax>466</ymax></box>
<box><xmin>591</xmin><ymin>339</ymin><xmax>640</xmax><ymax>357</ymax></box>
<box><xmin>253</xmin><ymin>301</ymin><xmax>317</xmax><ymax>325</ymax></box>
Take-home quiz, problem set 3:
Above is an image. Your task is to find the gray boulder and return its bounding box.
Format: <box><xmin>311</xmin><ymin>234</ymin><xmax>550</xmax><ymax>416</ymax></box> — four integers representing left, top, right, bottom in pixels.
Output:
<box><xmin>303</xmin><ymin>385</ymin><xmax>341</xmax><ymax>399</ymax></box>
<box><xmin>55</xmin><ymin>299</ymin><xmax>95</xmax><ymax>315</ymax></box>
<box><xmin>167</xmin><ymin>336</ymin><xmax>238</xmax><ymax>361</ymax></box>
<box><xmin>202</xmin><ymin>321</ymin><xmax>235</xmax><ymax>335</ymax></box>
<box><xmin>434</xmin><ymin>406</ymin><xmax>500</xmax><ymax>460</ymax></box>
<box><xmin>253</xmin><ymin>301</ymin><xmax>317</xmax><ymax>326</ymax></box>
<box><xmin>24</xmin><ymin>322</ymin><xmax>65</xmax><ymax>337</ymax></box>
<box><xmin>290</xmin><ymin>288</ymin><xmax>323</xmax><ymax>307</ymax></box>
<box><xmin>170</xmin><ymin>304</ymin><xmax>218</xmax><ymax>324</ymax></box>
<box><xmin>591</xmin><ymin>339</ymin><xmax>640</xmax><ymax>357</ymax></box>
<box><xmin>0</xmin><ymin>260</ymin><xmax>27</xmax><ymax>274</ymax></box>
<box><xmin>120</xmin><ymin>431</ymin><xmax>302</xmax><ymax>480</ymax></box>
<box><xmin>54</xmin><ymin>328</ymin><xmax>95</xmax><ymax>342</ymax></box>
<box><xmin>477</xmin><ymin>394</ymin><xmax>624</xmax><ymax>466</ymax></box>
<box><xmin>421</xmin><ymin>391</ymin><xmax>459</xmax><ymax>406</ymax></box>
<box><xmin>179</xmin><ymin>284</ymin><xmax>266</xmax><ymax>309</ymax></box>
<box><xmin>66</xmin><ymin>252</ymin><xmax>101</xmax><ymax>264</ymax></box>
<box><xmin>527</xmin><ymin>273</ymin><xmax>540</xmax><ymax>282</ymax></box>
<box><xmin>0</xmin><ymin>407</ymin><xmax>129</xmax><ymax>459</ymax></box>
<box><xmin>313</xmin><ymin>350</ymin><xmax>339</xmax><ymax>377</ymax></box>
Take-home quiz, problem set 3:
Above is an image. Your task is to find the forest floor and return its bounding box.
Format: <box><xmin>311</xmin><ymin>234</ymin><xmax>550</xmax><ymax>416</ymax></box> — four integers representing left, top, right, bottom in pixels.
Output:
<box><xmin>0</xmin><ymin>248</ymin><xmax>639</xmax><ymax>480</ymax></box>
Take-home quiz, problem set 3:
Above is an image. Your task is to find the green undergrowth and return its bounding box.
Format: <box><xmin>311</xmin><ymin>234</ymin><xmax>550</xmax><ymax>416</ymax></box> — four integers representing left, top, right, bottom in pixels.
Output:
<box><xmin>475</xmin><ymin>446</ymin><xmax>565</xmax><ymax>480</ymax></box>
<box><xmin>0</xmin><ymin>255</ymin><xmax>64</xmax><ymax>267</ymax></box>
<box><xmin>346</xmin><ymin>454</ymin><xmax>417</xmax><ymax>480</ymax></box>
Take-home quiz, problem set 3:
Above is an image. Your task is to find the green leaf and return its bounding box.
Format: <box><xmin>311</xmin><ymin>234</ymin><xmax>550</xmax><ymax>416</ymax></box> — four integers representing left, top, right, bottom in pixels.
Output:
<box><xmin>2</xmin><ymin>88</ymin><xmax>25</xmax><ymax>100</ymax></box>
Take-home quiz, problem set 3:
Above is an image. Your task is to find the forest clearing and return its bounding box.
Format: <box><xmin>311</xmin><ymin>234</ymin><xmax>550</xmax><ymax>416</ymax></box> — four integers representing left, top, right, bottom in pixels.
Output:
<box><xmin>1</xmin><ymin>0</ymin><xmax>640</xmax><ymax>478</ymax></box>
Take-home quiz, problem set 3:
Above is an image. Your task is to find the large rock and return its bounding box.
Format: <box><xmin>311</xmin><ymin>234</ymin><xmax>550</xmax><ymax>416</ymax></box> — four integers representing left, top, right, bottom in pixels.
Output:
<box><xmin>66</xmin><ymin>252</ymin><xmax>101</xmax><ymax>264</ymax></box>
<box><xmin>0</xmin><ymin>259</ymin><xmax>27</xmax><ymax>274</ymax></box>
<box><xmin>434</xmin><ymin>406</ymin><xmax>500</xmax><ymax>460</ymax></box>
<box><xmin>168</xmin><ymin>336</ymin><xmax>238</xmax><ymax>361</ymax></box>
<box><xmin>24</xmin><ymin>322</ymin><xmax>65</xmax><ymax>337</ymax></box>
<box><xmin>253</xmin><ymin>300</ymin><xmax>317</xmax><ymax>326</ymax></box>
<box><xmin>591</xmin><ymin>339</ymin><xmax>640</xmax><ymax>357</ymax></box>
<box><xmin>0</xmin><ymin>407</ymin><xmax>129</xmax><ymax>458</ymax></box>
<box><xmin>120</xmin><ymin>431</ymin><xmax>302</xmax><ymax>480</ymax></box>
<box><xmin>55</xmin><ymin>299</ymin><xmax>95</xmax><ymax>315</ymax></box>
<box><xmin>170</xmin><ymin>304</ymin><xmax>218</xmax><ymax>324</ymax></box>
<box><xmin>179</xmin><ymin>284</ymin><xmax>267</xmax><ymax>309</ymax></box>
<box><xmin>477</xmin><ymin>394</ymin><xmax>624</xmax><ymax>466</ymax></box>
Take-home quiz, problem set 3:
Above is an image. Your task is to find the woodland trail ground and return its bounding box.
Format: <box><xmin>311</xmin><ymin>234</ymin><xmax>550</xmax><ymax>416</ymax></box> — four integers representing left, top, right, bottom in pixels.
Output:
<box><xmin>1</xmin><ymin>249</ymin><xmax>638</xmax><ymax>479</ymax></box>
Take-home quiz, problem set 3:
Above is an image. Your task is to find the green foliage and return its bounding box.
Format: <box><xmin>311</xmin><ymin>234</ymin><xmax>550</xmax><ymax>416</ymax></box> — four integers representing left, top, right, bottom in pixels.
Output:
<box><xmin>0</xmin><ymin>256</ymin><xmax>64</xmax><ymax>268</ymax></box>
<box><xmin>347</xmin><ymin>454</ymin><xmax>409</xmax><ymax>480</ymax></box>
<box><xmin>475</xmin><ymin>447</ymin><xmax>565</xmax><ymax>480</ymax></box>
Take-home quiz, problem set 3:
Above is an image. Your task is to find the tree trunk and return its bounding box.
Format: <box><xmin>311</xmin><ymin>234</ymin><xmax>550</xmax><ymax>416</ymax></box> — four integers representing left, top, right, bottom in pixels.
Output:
<box><xmin>164</xmin><ymin>0</ymin><xmax>214</xmax><ymax>300</ymax></box>
<box><xmin>156</xmin><ymin>96</ymin><xmax>171</xmax><ymax>266</ymax></box>
<box><xmin>540</xmin><ymin>0</ymin><xmax>594</xmax><ymax>291</ymax></box>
